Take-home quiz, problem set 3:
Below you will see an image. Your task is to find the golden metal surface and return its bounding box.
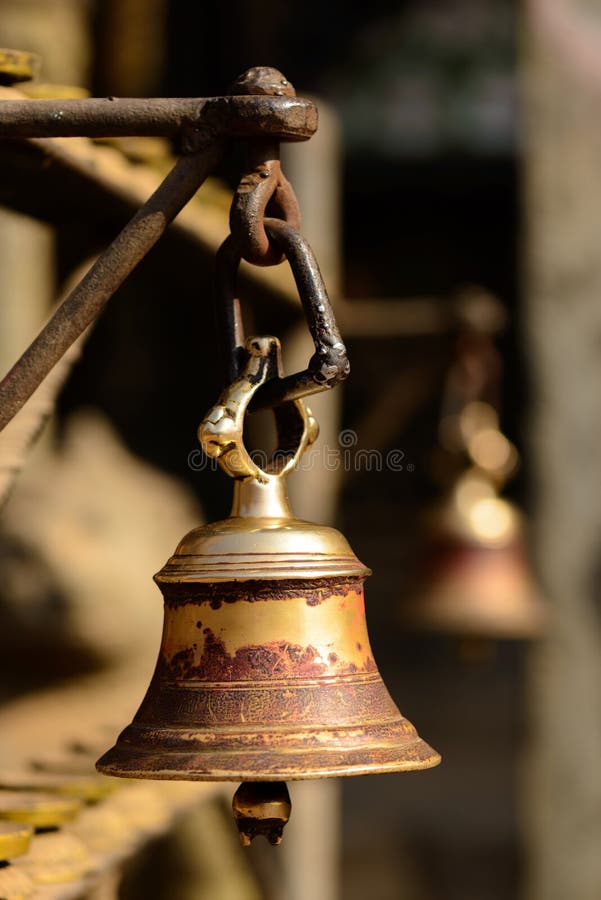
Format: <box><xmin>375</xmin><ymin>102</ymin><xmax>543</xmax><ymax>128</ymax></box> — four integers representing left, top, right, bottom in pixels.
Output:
<box><xmin>0</xmin><ymin>864</ymin><xmax>35</xmax><ymax>900</ymax></box>
<box><xmin>99</xmin><ymin>564</ymin><xmax>440</xmax><ymax>780</ymax></box>
<box><xmin>19</xmin><ymin>83</ymin><xmax>90</xmax><ymax>99</ymax></box>
<box><xmin>198</xmin><ymin>335</ymin><xmax>319</xmax><ymax>483</ymax></box>
<box><xmin>16</xmin><ymin>830</ymin><xmax>92</xmax><ymax>885</ymax></box>
<box><xmin>0</xmin><ymin>822</ymin><xmax>32</xmax><ymax>861</ymax></box>
<box><xmin>0</xmin><ymin>791</ymin><xmax>81</xmax><ymax>830</ymax></box>
<box><xmin>98</xmin><ymin>562</ymin><xmax>441</xmax><ymax>783</ymax></box>
<box><xmin>0</xmin><ymin>49</ymin><xmax>39</xmax><ymax>85</ymax></box>
<box><xmin>158</xmin><ymin>509</ymin><xmax>370</xmax><ymax>583</ymax></box>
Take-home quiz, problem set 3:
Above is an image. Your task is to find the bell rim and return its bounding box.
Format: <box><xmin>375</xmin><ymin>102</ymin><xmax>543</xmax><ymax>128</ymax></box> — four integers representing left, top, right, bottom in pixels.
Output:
<box><xmin>96</xmin><ymin>726</ymin><xmax>441</xmax><ymax>781</ymax></box>
<box><xmin>96</xmin><ymin>753</ymin><xmax>441</xmax><ymax>782</ymax></box>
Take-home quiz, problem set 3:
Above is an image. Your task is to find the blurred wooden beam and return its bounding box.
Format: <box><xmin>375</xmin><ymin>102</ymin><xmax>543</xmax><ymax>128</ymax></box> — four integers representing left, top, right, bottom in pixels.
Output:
<box><xmin>524</xmin><ymin>3</ymin><xmax>601</xmax><ymax>898</ymax></box>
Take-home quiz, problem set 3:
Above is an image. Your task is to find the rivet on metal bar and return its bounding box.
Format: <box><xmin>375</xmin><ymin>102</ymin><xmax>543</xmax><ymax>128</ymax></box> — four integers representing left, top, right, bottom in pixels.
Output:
<box><xmin>228</xmin><ymin>68</ymin><xmax>302</xmax><ymax>267</ymax></box>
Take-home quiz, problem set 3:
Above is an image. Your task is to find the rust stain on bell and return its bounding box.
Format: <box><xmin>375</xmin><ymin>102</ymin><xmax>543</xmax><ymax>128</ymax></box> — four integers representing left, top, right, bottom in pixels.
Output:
<box><xmin>97</xmin><ymin>337</ymin><xmax>440</xmax><ymax>840</ymax></box>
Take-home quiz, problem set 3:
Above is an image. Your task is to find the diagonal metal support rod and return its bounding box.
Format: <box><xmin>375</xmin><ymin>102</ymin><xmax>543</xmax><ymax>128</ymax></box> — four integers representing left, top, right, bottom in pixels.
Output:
<box><xmin>0</xmin><ymin>141</ymin><xmax>223</xmax><ymax>431</ymax></box>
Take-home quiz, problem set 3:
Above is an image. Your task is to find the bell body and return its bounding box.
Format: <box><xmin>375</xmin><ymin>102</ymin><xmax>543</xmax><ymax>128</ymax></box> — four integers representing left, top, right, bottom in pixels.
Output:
<box><xmin>407</xmin><ymin>536</ymin><xmax>546</xmax><ymax>639</ymax></box>
<box><xmin>402</xmin><ymin>481</ymin><xmax>547</xmax><ymax>639</ymax></box>
<box><xmin>98</xmin><ymin>487</ymin><xmax>439</xmax><ymax>781</ymax></box>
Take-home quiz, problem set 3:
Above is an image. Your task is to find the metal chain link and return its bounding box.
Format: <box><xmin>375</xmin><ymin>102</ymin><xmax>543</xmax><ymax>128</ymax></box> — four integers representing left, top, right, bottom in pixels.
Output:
<box><xmin>229</xmin><ymin>140</ymin><xmax>301</xmax><ymax>267</ymax></box>
<box><xmin>214</xmin><ymin>217</ymin><xmax>349</xmax><ymax>410</ymax></box>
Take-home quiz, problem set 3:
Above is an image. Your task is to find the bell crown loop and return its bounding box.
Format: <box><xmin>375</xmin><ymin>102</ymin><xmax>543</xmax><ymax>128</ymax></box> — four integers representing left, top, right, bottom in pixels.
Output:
<box><xmin>198</xmin><ymin>335</ymin><xmax>318</xmax><ymax>513</ymax></box>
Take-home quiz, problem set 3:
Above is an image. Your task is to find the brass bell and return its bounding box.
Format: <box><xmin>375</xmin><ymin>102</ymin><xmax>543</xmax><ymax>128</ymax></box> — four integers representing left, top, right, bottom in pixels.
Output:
<box><xmin>402</xmin><ymin>468</ymin><xmax>547</xmax><ymax>639</ymax></box>
<box><xmin>401</xmin><ymin>290</ymin><xmax>548</xmax><ymax>642</ymax></box>
<box><xmin>97</xmin><ymin>336</ymin><xmax>440</xmax><ymax>842</ymax></box>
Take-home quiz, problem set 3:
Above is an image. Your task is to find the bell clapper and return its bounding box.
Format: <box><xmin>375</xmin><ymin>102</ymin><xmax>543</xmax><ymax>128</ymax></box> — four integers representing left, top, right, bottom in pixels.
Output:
<box><xmin>232</xmin><ymin>781</ymin><xmax>291</xmax><ymax>846</ymax></box>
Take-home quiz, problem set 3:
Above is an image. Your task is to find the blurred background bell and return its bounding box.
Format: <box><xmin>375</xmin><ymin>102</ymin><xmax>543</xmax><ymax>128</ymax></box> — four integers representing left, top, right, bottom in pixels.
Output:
<box><xmin>405</xmin><ymin>466</ymin><xmax>547</xmax><ymax>639</ymax></box>
<box><xmin>400</xmin><ymin>295</ymin><xmax>547</xmax><ymax>640</ymax></box>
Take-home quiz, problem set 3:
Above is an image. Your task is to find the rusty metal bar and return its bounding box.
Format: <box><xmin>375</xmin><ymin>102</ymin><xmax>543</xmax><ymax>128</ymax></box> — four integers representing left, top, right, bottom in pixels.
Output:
<box><xmin>0</xmin><ymin>95</ymin><xmax>318</xmax><ymax>142</ymax></box>
<box><xmin>0</xmin><ymin>141</ymin><xmax>223</xmax><ymax>431</ymax></box>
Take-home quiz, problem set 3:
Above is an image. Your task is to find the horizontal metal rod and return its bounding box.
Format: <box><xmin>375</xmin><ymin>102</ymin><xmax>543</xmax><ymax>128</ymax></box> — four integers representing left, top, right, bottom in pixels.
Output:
<box><xmin>0</xmin><ymin>140</ymin><xmax>224</xmax><ymax>432</ymax></box>
<box><xmin>0</xmin><ymin>95</ymin><xmax>318</xmax><ymax>141</ymax></box>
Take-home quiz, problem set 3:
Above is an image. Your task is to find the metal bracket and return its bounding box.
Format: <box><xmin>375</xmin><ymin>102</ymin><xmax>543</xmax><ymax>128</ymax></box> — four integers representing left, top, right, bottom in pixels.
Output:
<box><xmin>0</xmin><ymin>67</ymin><xmax>318</xmax><ymax>431</ymax></box>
